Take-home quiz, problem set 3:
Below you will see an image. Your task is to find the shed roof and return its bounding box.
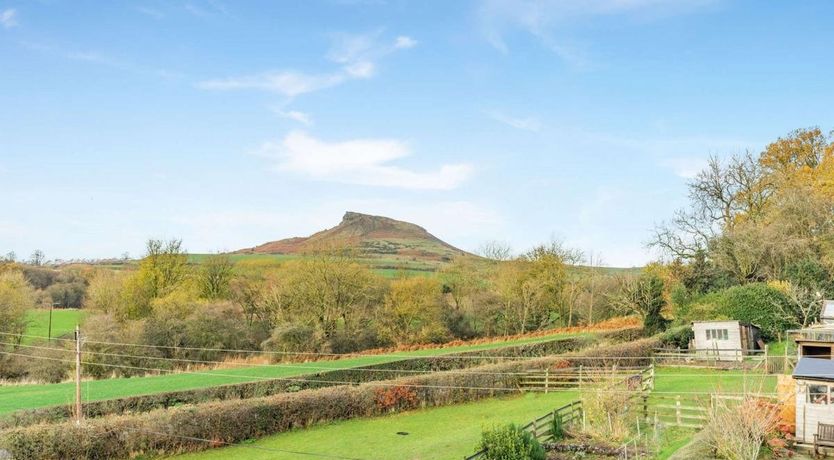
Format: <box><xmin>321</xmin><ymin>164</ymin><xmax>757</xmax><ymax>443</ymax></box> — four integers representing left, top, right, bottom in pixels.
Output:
<box><xmin>793</xmin><ymin>357</ymin><xmax>834</xmax><ymax>381</ymax></box>
<box><xmin>691</xmin><ymin>320</ymin><xmax>759</xmax><ymax>329</ymax></box>
<box><xmin>822</xmin><ymin>300</ymin><xmax>834</xmax><ymax>320</ymax></box>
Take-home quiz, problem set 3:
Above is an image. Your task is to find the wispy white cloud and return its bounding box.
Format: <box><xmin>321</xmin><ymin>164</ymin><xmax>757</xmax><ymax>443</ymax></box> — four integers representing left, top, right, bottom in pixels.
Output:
<box><xmin>1</xmin><ymin>9</ymin><xmax>18</xmax><ymax>29</ymax></box>
<box><xmin>486</xmin><ymin>110</ymin><xmax>542</xmax><ymax>132</ymax></box>
<box><xmin>65</xmin><ymin>50</ymin><xmax>183</xmax><ymax>80</ymax></box>
<box><xmin>198</xmin><ymin>31</ymin><xmax>416</xmax><ymax>97</ymax></box>
<box><xmin>199</xmin><ymin>71</ymin><xmax>344</xmax><ymax>96</ymax></box>
<box><xmin>256</xmin><ymin>131</ymin><xmax>472</xmax><ymax>190</ymax></box>
<box><xmin>477</xmin><ymin>0</ymin><xmax>716</xmax><ymax>64</ymax></box>
<box><xmin>394</xmin><ymin>35</ymin><xmax>418</xmax><ymax>49</ymax></box>
<box><xmin>271</xmin><ymin>108</ymin><xmax>313</xmax><ymax>126</ymax></box>
<box><xmin>661</xmin><ymin>157</ymin><xmax>708</xmax><ymax>179</ymax></box>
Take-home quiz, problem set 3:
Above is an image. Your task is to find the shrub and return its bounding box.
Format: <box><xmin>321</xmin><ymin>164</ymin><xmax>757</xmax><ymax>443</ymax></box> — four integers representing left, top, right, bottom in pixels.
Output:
<box><xmin>716</xmin><ymin>283</ymin><xmax>796</xmax><ymax>340</ymax></box>
<box><xmin>701</xmin><ymin>397</ymin><xmax>779</xmax><ymax>460</ymax></box>
<box><xmin>550</xmin><ymin>414</ymin><xmax>565</xmax><ymax>441</ymax></box>
<box><xmin>477</xmin><ymin>424</ymin><xmax>546</xmax><ymax>460</ymax></box>
<box><xmin>659</xmin><ymin>325</ymin><xmax>694</xmax><ymax>349</ymax></box>
<box><xmin>374</xmin><ymin>386</ymin><xmax>418</xmax><ymax>411</ymax></box>
<box><xmin>25</xmin><ymin>346</ymin><xmax>72</xmax><ymax>383</ymax></box>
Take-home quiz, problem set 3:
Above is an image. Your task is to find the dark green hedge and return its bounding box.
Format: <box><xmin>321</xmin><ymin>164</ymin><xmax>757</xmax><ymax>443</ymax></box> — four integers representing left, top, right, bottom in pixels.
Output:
<box><xmin>1</xmin><ymin>328</ymin><xmax>639</xmax><ymax>429</ymax></box>
<box><xmin>0</xmin><ymin>336</ymin><xmax>660</xmax><ymax>460</ymax></box>
<box><xmin>716</xmin><ymin>283</ymin><xmax>796</xmax><ymax>340</ymax></box>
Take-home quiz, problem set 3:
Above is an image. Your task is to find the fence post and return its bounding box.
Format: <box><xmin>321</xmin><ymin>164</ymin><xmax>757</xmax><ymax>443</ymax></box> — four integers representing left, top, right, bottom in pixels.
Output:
<box><xmin>784</xmin><ymin>343</ymin><xmax>789</xmax><ymax>373</ymax></box>
<box><xmin>642</xmin><ymin>394</ymin><xmax>648</xmax><ymax>421</ymax></box>
<box><xmin>675</xmin><ymin>395</ymin><xmax>682</xmax><ymax>426</ymax></box>
<box><xmin>650</xmin><ymin>363</ymin><xmax>655</xmax><ymax>390</ymax></box>
<box><xmin>764</xmin><ymin>344</ymin><xmax>769</xmax><ymax>373</ymax></box>
<box><xmin>545</xmin><ymin>368</ymin><xmax>549</xmax><ymax>394</ymax></box>
<box><xmin>579</xmin><ymin>365</ymin><xmax>583</xmax><ymax>389</ymax></box>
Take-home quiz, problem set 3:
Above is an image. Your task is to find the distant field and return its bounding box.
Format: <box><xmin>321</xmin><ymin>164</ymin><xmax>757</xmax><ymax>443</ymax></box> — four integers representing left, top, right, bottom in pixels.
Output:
<box><xmin>0</xmin><ymin>331</ymin><xmax>586</xmax><ymax>416</ymax></box>
<box><xmin>188</xmin><ymin>253</ymin><xmax>440</xmax><ymax>278</ymax></box>
<box><xmin>175</xmin><ymin>391</ymin><xmax>579</xmax><ymax>460</ymax></box>
<box><xmin>188</xmin><ymin>253</ymin><xmax>640</xmax><ymax>279</ymax></box>
<box><xmin>23</xmin><ymin>309</ymin><xmax>85</xmax><ymax>344</ymax></box>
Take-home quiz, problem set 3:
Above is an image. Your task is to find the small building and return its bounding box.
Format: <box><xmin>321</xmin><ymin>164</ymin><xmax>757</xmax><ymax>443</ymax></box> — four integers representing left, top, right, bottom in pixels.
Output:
<box><xmin>794</xmin><ymin>327</ymin><xmax>834</xmax><ymax>359</ymax></box>
<box><xmin>793</xmin><ymin>358</ymin><xmax>834</xmax><ymax>445</ymax></box>
<box><xmin>691</xmin><ymin>320</ymin><xmax>761</xmax><ymax>361</ymax></box>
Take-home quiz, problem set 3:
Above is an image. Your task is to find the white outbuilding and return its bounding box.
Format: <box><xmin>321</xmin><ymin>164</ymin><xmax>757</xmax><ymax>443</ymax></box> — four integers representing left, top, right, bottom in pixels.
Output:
<box><xmin>691</xmin><ymin>320</ymin><xmax>761</xmax><ymax>361</ymax></box>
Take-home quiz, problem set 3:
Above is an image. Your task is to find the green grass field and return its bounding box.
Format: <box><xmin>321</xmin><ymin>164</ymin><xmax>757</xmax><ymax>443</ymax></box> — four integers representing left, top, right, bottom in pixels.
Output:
<box><xmin>0</xmin><ymin>331</ymin><xmax>585</xmax><ymax>416</ymax></box>
<box><xmin>170</xmin><ymin>366</ymin><xmax>773</xmax><ymax>460</ymax></box>
<box><xmin>652</xmin><ymin>366</ymin><xmax>777</xmax><ymax>394</ymax></box>
<box><xmin>23</xmin><ymin>309</ymin><xmax>85</xmax><ymax>344</ymax></box>
<box><xmin>175</xmin><ymin>391</ymin><xmax>580</xmax><ymax>460</ymax></box>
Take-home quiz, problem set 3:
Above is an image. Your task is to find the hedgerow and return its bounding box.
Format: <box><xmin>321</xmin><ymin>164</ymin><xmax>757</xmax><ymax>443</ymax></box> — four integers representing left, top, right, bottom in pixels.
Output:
<box><xmin>2</xmin><ymin>330</ymin><xmax>640</xmax><ymax>429</ymax></box>
<box><xmin>0</xmin><ymin>336</ymin><xmax>660</xmax><ymax>459</ymax></box>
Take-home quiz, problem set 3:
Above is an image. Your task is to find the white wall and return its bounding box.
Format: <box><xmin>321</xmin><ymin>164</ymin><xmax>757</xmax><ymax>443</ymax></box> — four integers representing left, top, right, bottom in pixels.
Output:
<box><xmin>692</xmin><ymin>321</ymin><xmax>743</xmax><ymax>361</ymax></box>
<box><xmin>795</xmin><ymin>379</ymin><xmax>834</xmax><ymax>443</ymax></box>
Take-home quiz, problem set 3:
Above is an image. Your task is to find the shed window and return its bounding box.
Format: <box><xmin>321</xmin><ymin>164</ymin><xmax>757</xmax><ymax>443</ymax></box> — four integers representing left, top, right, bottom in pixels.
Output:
<box><xmin>808</xmin><ymin>384</ymin><xmax>832</xmax><ymax>405</ymax></box>
<box><xmin>705</xmin><ymin>329</ymin><xmax>729</xmax><ymax>341</ymax></box>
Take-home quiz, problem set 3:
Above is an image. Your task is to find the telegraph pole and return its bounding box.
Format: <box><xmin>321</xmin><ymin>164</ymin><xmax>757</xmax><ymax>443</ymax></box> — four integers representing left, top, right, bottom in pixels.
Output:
<box><xmin>48</xmin><ymin>302</ymin><xmax>58</xmax><ymax>341</ymax></box>
<box><xmin>74</xmin><ymin>325</ymin><xmax>82</xmax><ymax>425</ymax></box>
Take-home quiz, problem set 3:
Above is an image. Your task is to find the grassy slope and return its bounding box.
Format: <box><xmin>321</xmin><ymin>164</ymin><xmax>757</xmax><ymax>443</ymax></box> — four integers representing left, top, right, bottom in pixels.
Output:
<box><xmin>173</xmin><ymin>367</ymin><xmax>772</xmax><ymax>460</ymax></box>
<box><xmin>174</xmin><ymin>391</ymin><xmax>580</xmax><ymax>460</ymax></box>
<box><xmin>0</xmin><ymin>332</ymin><xmax>585</xmax><ymax>415</ymax></box>
<box><xmin>23</xmin><ymin>309</ymin><xmax>85</xmax><ymax>344</ymax></box>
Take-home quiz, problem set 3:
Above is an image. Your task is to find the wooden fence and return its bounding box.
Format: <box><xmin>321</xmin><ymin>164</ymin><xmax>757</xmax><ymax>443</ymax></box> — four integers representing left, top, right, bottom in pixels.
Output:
<box><xmin>643</xmin><ymin>392</ymin><xmax>777</xmax><ymax>429</ymax></box>
<box><xmin>464</xmin><ymin>400</ymin><xmax>583</xmax><ymax>460</ymax></box>
<box><xmin>519</xmin><ymin>365</ymin><xmax>655</xmax><ymax>393</ymax></box>
<box><xmin>652</xmin><ymin>347</ymin><xmax>797</xmax><ymax>374</ymax></box>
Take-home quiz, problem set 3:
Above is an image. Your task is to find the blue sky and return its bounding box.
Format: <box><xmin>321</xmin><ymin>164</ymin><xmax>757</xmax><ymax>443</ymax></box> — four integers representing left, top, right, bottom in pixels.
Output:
<box><xmin>2</xmin><ymin>0</ymin><xmax>833</xmax><ymax>266</ymax></box>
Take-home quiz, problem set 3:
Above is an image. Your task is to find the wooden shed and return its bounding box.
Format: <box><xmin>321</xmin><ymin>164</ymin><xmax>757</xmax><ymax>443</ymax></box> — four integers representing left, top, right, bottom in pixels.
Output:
<box><xmin>691</xmin><ymin>320</ymin><xmax>761</xmax><ymax>361</ymax></box>
<box><xmin>793</xmin><ymin>357</ymin><xmax>834</xmax><ymax>446</ymax></box>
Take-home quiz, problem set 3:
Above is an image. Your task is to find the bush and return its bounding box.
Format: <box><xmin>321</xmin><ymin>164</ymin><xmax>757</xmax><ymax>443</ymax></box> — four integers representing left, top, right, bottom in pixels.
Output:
<box><xmin>477</xmin><ymin>424</ymin><xmax>546</xmax><ymax>460</ymax></box>
<box><xmin>25</xmin><ymin>346</ymin><xmax>72</xmax><ymax>383</ymax></box>
<box><xmin>716</xmin><ymin>283</ymin><xmax>796</xmax><ymax>340</ymax></box>
<box><xmin>659</xmin><ymin>325</ymin><xmax>694</xmax><ymax>349</ymax></box>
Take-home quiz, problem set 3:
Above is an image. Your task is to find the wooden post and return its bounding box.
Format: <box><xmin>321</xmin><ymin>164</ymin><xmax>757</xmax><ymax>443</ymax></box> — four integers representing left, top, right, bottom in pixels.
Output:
<box><xmin>642</xmin><ymin>394</ymin><xmax>648</xmax><ymax>421</ymax></box>
<box><xmin>650</xmin><ymin>363</ymin><xmax>655</xmax><ymax>390</ymax></box>
<box><xmin>764</xmin><ymin>344</ymin><xmax>769</xmax><ymax>374</ymax></box>
<box><xmin>545</xmin><ymin>368</ymin><xmax>549</xmax><ymax>394</ymax></box>
<box><xmin>785</xmin><ymin>343</ymin><xmax>790</xmax><ymax>373</ymax></box>
<box><xmin>74</xmin><ymin>325</ymin><xmax>82</xmax><ymax>425</ymax></box>
<box><xmin>675</xmin><ymin>395</ymin><xmax>682</xmax><ymax>426</ymax></box>
<box><xmin>579</xmin><ymin>365</ymin><xmax>583</xmax><ymax>389</ymax></box>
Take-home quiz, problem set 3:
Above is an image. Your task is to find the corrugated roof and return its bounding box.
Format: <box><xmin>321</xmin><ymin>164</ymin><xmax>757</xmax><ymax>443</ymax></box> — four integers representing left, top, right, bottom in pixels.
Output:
<box><xmin>822</xmin><ymin>300</ymin><xmax>834</xmax><ymax>319</ymax></box>
<box><xmin>793</xmin><ymin>357</ymin><xmax>834</xmax><ymax>381</ymax></box>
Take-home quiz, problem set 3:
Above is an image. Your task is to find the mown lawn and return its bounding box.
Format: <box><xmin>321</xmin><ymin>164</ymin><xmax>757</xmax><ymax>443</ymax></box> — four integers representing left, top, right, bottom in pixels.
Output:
<box><xmin>174</xmin><ymin>391</ymin><xmax>580</xmax><ymax>460</ymax></box>
<box><xmin>653</xmin><ymin>366</ymin><xmax>777</xmax><ymax>394</ymax></box>
<box><xmin>23</xmin><ymin>308</ymin><xmax>85</xmax><ymax>344</ymax></box>
<box><xmin>0</xmin><ymin>332</ymin><xmax>586</xmax><ymax>416</ymax></box>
